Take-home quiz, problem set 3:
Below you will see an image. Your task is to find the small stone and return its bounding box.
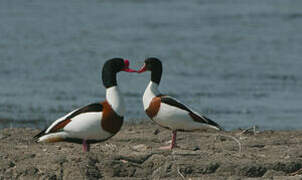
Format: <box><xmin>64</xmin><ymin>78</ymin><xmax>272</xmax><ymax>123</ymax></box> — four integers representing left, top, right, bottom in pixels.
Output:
<box><xmin>8</xmin><ymin>161</ymin><xmax>15</xmax><ymax>168</ymax></box>
<box><xmin>132</xmin><ymin>144</ymin><xmax>148</xmax><ymax>151</ymax></box>
<box><xmin>192</xmin><ymin>146</ymin><xmax>200</xmax><ymax>151</ymax></box>
<box><xmin>47</xmin><ymin>174</ymin><xmax>57</xmax><ymax>180</ymax></box>
<box><xmin>153</xmin><ymin>129</ymin><xmax>160</xmax><ymax>135</ymax></box>
<box><xmin>219</xmin><ymin>137</ymin><xmax>227</xmax><ymax>141</ymax></box>
<box><xmin>0</xmin><ymin>134</ymin><xmax>6</xmax><ymax>139</ymax></box>
<box><xmin>25</xmin><ymin>167</ymin><xmax>39</xmax><ymax>176</ymax></box>
<box><xmin>30</xmin><ymin>154</ymin><xmax>36</xmax><ymax>158</ymax></box>
<box><xmin>250</xmin><ymin>144</ymin><xmax>265</xmax><ymax>148</ymax></box>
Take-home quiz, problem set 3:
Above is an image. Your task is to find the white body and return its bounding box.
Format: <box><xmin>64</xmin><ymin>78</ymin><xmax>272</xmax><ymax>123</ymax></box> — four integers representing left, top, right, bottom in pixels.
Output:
<box><xmin>38</xmin><ymin>86</ymin><xmax>124</xmax><ymax>142</ymax></box>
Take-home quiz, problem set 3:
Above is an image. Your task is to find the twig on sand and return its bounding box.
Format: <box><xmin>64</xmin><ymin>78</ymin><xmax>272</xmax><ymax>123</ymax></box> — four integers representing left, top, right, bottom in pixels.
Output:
<box><xmin>290</xmin><ymin>168</ymin><xmax>302</xmax><ymax>176</ymax></box>
<box><xmin>239</xmin><ymin>125</ymin><xmax>259</xmax><ymax>136</ymax></box>
<box><xmin>177</xmin><ymin>167</ymin><xmax>185</xmax><ymax>180</ymax></box>
<box><xmin>171</xmin><ymin>152</ymin><xmax>186</xmax><ymax>180</ymax></box>
<box><xmin>216</xmin><ymin>134</ymin><xmax>242</xmax><ymax>153</ymax></box>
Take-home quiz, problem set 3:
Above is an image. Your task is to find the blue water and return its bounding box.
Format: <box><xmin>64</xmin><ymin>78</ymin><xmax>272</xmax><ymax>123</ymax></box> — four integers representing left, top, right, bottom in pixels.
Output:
<box><xmin>1</xmin><ymin>0</ymin><xmax>302</xmax><ymax>130</ymax></box>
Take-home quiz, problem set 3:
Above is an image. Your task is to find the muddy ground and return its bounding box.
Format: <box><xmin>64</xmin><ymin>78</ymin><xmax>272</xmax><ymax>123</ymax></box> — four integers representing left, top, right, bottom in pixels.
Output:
<box><xmin>1</xmin><ymin>122</ymin><xmax>302</xmax><ymax>179</ymax></box>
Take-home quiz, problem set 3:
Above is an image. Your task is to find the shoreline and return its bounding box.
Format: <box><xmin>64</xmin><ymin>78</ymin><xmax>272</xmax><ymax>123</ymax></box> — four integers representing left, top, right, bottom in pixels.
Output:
<box><xmin>1</xmin><ymin>122</ymin><xmax>302</xmax><ymax>179</ymax></box>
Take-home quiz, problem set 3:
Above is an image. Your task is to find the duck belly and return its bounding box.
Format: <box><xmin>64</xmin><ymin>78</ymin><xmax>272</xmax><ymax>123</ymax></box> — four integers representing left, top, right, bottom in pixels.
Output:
<box><xmin>64</xmin><ymin>112</ymin><xmax>112</xmax><ymax>140</ymax></box>
<box><xmin>153</xmin><ymin>103</ymin><xmax>206</xmax><ymax>131</ymax></box>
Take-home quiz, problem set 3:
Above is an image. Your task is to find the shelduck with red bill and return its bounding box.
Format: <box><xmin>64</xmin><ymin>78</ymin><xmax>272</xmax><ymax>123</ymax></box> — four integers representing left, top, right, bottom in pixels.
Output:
<box><xmin>34</xmin><ymin>58</ymin><xmax>136</xmax><ymax>152</ymax></box>
<box><xmin>137</xmin><ymin>57</ymin><xmax>223</xmax><ymax>150</ymax></box>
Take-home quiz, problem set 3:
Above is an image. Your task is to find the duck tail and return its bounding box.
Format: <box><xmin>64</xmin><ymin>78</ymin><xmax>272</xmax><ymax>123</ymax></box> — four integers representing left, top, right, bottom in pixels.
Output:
<box><xmin>33</xmin><ymin>128</ymin><xmax>47</xmax><ymax>139</ymax></box>
<box><xmin>35</xmin><ymin>132</ymin><xmax>67</xmax><ymax>143</ymax></box>
<box><xmin>203</xmin><ymin>116</ymin><xmax>224</xmax><ymax>131</ymax></box>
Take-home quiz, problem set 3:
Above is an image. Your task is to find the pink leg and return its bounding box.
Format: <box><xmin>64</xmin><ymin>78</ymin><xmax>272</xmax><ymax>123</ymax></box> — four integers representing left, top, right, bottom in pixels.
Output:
<box><xmin>159</xmin><ymin>130</ymin><xmax>177</xmax><ymax>150</ymax></box>
<box><xmin>170</xmin><ymin>130</ymin><xmax>177</xmax><ymax>149</ymax></box>
<box><xmin>82</xmin><ymin>140</ymin><xmax>90</xmax><ymax>152</ymax></box>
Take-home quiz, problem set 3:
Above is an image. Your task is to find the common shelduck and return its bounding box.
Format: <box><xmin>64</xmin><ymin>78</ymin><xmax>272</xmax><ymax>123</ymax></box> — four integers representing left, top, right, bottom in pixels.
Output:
<box><xmin>34</xmin><ymin>58</ymin><xmax>136</xmax><ymax>152</ymax></box>
<box><xmin>137</xmin><ymin>57</ymin><xmax>223</xmax><ymax>150</ymax></box>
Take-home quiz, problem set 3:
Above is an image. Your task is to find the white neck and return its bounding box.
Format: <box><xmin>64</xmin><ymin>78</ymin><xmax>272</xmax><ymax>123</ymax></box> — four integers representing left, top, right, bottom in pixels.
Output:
<box><xmin>143</xmin><ymin>81</ymin><xmax>161</xmax><ymax>110</ymax></box>
<box><xmin>106</xmin><ymin>86</ymin><xmax>125</xmax><ymax>116</ymax></box>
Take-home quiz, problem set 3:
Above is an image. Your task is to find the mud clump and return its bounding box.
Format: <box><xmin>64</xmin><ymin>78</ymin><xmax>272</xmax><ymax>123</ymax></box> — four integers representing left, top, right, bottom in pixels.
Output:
<box><xmin>237</xmin><ymin>164</ymin><xmax>267</xmax><ymax>177</ymax></box>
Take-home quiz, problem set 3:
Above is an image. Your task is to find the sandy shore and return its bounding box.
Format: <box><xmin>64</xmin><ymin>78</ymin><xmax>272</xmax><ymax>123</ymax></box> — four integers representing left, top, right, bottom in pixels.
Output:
<box><xmin>1</xmin><ymin>122</ymin><xmax>302</xmax><ymax>179</ymax></box>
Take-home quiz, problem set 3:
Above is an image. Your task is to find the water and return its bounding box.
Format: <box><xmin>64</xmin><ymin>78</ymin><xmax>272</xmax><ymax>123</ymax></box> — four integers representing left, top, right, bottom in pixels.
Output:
<box><xmin>1</xmin><ymin>0</ymin><xmax>302</xmax><ymax>130</ymax></box>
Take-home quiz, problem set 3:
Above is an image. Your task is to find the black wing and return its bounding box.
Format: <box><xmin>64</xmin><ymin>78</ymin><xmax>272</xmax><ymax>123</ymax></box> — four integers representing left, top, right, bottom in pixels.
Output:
<box><xmin>160</xmin><ymin>96</ymin><xmax>192</xmax><ymax>112</ymax></box>
<box><xmin>65</xmin><ymin>103</ymin><xmax>103</xmax><ymax>119</ymax></box>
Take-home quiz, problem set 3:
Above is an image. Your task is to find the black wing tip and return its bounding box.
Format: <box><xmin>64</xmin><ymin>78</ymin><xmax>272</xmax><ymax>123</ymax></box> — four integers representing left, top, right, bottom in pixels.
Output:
<box><xmin>203</xmin><ymin>116</ymin><xmax>224</xmax><ymax>131</ymax></box>
<box><xmin>217</xmin><ymin>125</ymin><xmax>225</xmax><ymax>131</ymax></box>
<box><xmin>33</xmin><ymin>128</ymin><xmax>47</xmax><ymax>139</ymax></box>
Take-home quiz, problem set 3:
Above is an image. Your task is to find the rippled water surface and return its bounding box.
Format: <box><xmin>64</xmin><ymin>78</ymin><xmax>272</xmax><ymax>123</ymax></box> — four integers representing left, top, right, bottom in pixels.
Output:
<box><xmin>1</xmin><ymin>0</ymin><xmax>302</xmax><ymax>130</ymax></box>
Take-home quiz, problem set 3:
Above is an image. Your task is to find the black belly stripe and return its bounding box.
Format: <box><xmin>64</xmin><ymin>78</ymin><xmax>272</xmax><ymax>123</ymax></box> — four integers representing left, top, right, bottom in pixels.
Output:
<box><xmin>64</xmin><ymin>136</ymin><xmax>114</xmax><ymax>144</ymax></box>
